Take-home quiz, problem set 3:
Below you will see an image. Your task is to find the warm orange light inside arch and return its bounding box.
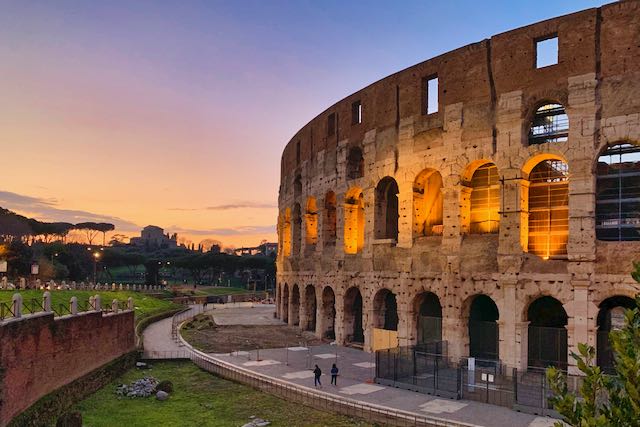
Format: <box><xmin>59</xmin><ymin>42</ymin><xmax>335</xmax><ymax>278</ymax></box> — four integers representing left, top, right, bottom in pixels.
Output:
<box><xmin>413</xmin><ymin>169</ymin><xmax>443</xmax><ymax>237</ymax></box>
<box><xmin>305</xmin><ymin>196</ymin><xmax>318</xmax><ymax>246</ymax></box>
<box><xmin>281</xmin><ymin>208</ymin><xmax>292</xmax><ymax>257</ymax></box>
<box><xmin>467</xmin><ymin>162</ymin><xmax>500</xmax><ymax>234</ymax></box>
<box><xmin>344</xmin><ymin>187</ymin><xmax>364</xmax><ymax>254</ymax></box>
<box><xmin>526</xmin><ymin>159</ymin><xmax>569</xmax><ymax>259</ymax></box>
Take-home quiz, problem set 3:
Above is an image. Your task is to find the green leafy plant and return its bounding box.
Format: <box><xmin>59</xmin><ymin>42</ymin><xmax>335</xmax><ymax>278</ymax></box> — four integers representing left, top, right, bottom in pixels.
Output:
<box><xmin>547</xmin><ymin>295</ymin><xmax>640</xmax><ymax>426</ymax></box>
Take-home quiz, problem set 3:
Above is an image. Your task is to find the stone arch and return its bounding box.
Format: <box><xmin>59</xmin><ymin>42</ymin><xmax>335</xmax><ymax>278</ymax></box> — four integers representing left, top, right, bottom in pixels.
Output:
<box><xmin>523</xmin><ymin>156</ymin><xmax>569</xmax><ymax>259</ymax></box>
<box><xmin>595</xmin><ymin>141</ymin><xmax>640</xmax><ymax>241</ymax></box>
<box><xmin>294</xmin><ymin>174</ymin><xmax>302</xmax><ymax>198</ymax></box>
<box><xmin>527</xmin><ymin>295</ymin><xmax>568</xmax><ymax>370</ymax></box>
<box><xmin>596</xmin><ymin>295</ymin><xmax>636</xmax><ymax>373</ymax></box>
<box><xmin>413</xmin><ymin>291</ymin><xmax>442</xmax><ymax>345</ymax></box>
<box><xmin>372</xmin><ymin>288</ymin><xmax>399</xmax><ymax>331</ymax></box>
<box><xmin>282</xmin><ymin>283</ymin><xmax>289</xmax><ymax>323</ymax></box>
<box><xmin>305</xmin><ymin>197</ymin><xmax>318</xmax><ymax>248</ymax></box>
<box><xmin>303</xmin><ymin>284</ymin><xmax>317</xmax><ymax>332</ymax></box>
<box><xmin>344</xmin><ymin>286</ymin><xmax>364</xmax><ymax>344</ymax></box>
<box><xmin>347</xmin><ymin>146</ymin><xmax>364</xmax><ymax>180</ymax></box>
<box><xmin>374</xmin><ymin>176</ymin><xmax>399</xmax><ymax>241</ymax></box>
<box><xmin>320</xmin><ymin>286</ymin><xmax>336</xmax><ymax>339</ymax></box>
<box><xmin>413</xmin><ymin>169</ymin><xmax>443</xmax><ymax>238</ymax></box>
<box><xmin>282</xmin><ymin>208</ymin><xmax>291</xmax><ymax>257</ymax></box>
<box><xmin>292</xmin><ymin>203</ymin><xmax>302</xmax><ymax>256</ymax></box>
<box><xmin>344</xmin><ymin>187</ymin><xmax>365</xmax><ymax>254</ymax></box>
<box><xmin>290</xmin><ymin>284</ymin><xmax>300</xmax><ymax>326</ymax></box>
<box><xmin>467</xmin><ymin>294</ymin><xmax>500</xmax><ymax>360</ymax></box>
<box><xmin>323</xmin><ymin>191</ymin><xmax>337</xmax><ymax>245</ymax></box>
<box><xmin>526</xmin><ymin>101</ymin><xmax>569</xmax><ymax>146</ymax></box>
<box><xmin>461</xmin><ymin>160</ymin><xmax>500</xmax><ymax>234</ymax></box>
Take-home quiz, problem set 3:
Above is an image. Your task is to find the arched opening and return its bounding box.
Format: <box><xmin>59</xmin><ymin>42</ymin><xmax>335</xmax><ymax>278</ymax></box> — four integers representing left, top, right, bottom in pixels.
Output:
<box><xmin>373</xmin><ymin>288</ymin><xmax>399</xmax><ymax>331</ymax></box>
<box><xmin>344</xmin><ymin>287</ymin><xmax>364</xmax><ymax>344</ymax></box>
<box><xmin>294</xmin><ymin>174</ymin><xmax>302</xmax><ymax>198</ymax></box>
<box><xmin>304</xmin><ymin>285</ymin><xmax>317</xmax><ymax>332</ymax></box>
<box><xmin>596</xmin><ymin>143</ymin><xmax>640</xmax><ymax>241</ymax></box>
<box><xmin>347</xmin><ymin>147</ymin><xmax>364</xmax><ymax>180</ymax></box>
<box><xmin>321</xmin><ymin>286</ymin><xmax>336</xmax><ymax>340</ymax></box>
<box><xmin>413</xmin><ymin>169</ymin><xmax>443</xmax><ymax>237</ymax></box>
<box><xmin>528</xmin><ymin>103</ymin><xmax>569</xmax><ymax>145</ymax></box>
<box><xmin>324</xmin><ymin>191</ymin><xmax>337</xmax><ymax>245</ymax></box>
<box><xmin>415</xmin><ymin>292</ymin><xmax>442</xmax><ymax>345</ymax></box>
<box><xmin>466</xmin><ymin>162</ymin><xmax>500</xmax><ymax>234</ymax></box>
<box><xmin>282</xmin><ymin>283</ymin><xmax>289</xmax><ymax>323</ymax></box>
<box><xmin>281</xmin><ymin>209</ymin><xmax>292</xmax><ymax>257</ymax></box>
<box><xmin>344</xmin><ymin>188</ymin><xmax>365</xmax><ymax>254</ymax></box>
<box><xmin>527</xmin><ymin>296</ymin><xmax>568</xmax><ymax>370</ymax></box>
<box><xmin>597</xmin><ymin>296</ymin><xmax>635</xmax><ymax>373</ymax></box>
<box><xmin>292</xmin><ymin>203</ymin><xmax>302</xmax><ymax>256</ymax></box>
<box><xmin>290</xmin><ymin>284</ymin><xmax>300</xmax><ymax>326</ymax></box>
<box><xmin>527</xmin><ymin>159</ymin><xmax>569</xmax><ymax>259</ymax></box>
<box><xmin>468</xmin><ymin>295</ymin><xmax>499</xmax><ymax>360</ymax></box>
<box><xmin>374</xmin><ymin>177</ymin><xmax>399</xmax><ymax>240</ymax></box>
<box><xmin>305</xmin><ymin>197</ymin><xmax>318</xmax><ymax>249</ymax></box>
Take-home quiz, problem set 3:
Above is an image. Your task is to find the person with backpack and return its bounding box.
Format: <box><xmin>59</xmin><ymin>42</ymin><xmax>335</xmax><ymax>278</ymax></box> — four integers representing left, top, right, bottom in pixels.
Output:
<box><xmin>313</xmin><ymin>364</ymin><xmax>322</xmax><ymax>388</ymax></box>
<box><xmin>330</xmin><ymin>363</ymin><xmax>339</xmax><ymax>386</ymax></box>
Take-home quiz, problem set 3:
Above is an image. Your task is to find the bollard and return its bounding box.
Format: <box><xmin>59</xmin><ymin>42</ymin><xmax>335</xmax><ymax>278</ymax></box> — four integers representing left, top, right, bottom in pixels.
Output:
<box><xmin>128</xmin><ymin>297</ymin><xmax>134</xmax><ymax>310</ymax></box>
<box><xmin>43</xmin><ymin>291</ymin><xmax>52</xmax><ymax>312</ymax></box>
<box><xmin>12</xmin><ymin>293</ymin><xmax>23</xmax><ymax>318</ymax></box>
<box><xmin>94</xmin><ymin>294</ymin><xmax>102</xmax><ymax>311</ymax></box>
<box><xmin>112</xmin><ymin>299</ymin><xmax>119</xmax><ymax>313</ymax></box>
<box><xmin>70</xmin><ymin>296</ymin><xmax>78</xmax><ymax>315</ymax></box>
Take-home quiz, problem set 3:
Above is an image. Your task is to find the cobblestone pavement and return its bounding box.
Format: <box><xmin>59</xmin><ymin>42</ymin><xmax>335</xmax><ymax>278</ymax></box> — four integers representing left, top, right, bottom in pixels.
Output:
<box><xmin>144</xmin><ymin>305</ymin><xmax>560</xmax><ymax>427</ymax></box>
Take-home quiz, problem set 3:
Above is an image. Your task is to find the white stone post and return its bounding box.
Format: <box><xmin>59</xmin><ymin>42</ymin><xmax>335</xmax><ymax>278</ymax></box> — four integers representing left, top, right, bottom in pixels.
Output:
<box><xmin>112</xmin><ymin>283</ymin><xmax>116</xmax><ymax>291</ymax></box>
<box><xmin>112</xmin><ymin>299</ymin><xmax>119</xmax><ymax>313</ymax></box>
<box><xmin>119</xmin><ymin>283</ymin><xmax>123</xmax><ymax>291</ymax></box>
<box><xmin>70</xmin><ymin>296</ymin><xmax>78</xmax><ymax>315</ymax></box>
<box><xmin>94</xmin><ymin>294</ymin><xmax>101</xmax><ymax>311</ymax></box>
<box><xmin>43</xmin><ymin>291</ymin><xmax>52</xmax><ymax>313</ymax></box>
<box><xmin>12</xmin><ymin>293</ymin><xmax>23</xmax><ymax>318</ymax></box>
<box><xmin>127</xmin><ymin>297</ymin><xmax>134</xmax><ymax>310</ymax></box>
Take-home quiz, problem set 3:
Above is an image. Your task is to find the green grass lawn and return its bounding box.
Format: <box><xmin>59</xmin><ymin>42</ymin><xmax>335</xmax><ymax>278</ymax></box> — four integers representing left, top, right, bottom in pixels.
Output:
<box><xmin>74</xmin><ymin>361</ymin><xmax>373</xmax><ymax>427</ymax></box>
<box><xmin>0</xmin><ymin>290</ymin><xmax>182</xmax><ymax>327</ymax></box>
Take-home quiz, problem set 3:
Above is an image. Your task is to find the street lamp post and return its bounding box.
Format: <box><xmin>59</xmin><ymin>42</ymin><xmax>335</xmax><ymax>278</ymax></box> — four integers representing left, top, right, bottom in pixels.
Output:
<box><xmin>93</xmin><ymin>252</ymin><xmax>100</xmax><ymax>285</ymax></box>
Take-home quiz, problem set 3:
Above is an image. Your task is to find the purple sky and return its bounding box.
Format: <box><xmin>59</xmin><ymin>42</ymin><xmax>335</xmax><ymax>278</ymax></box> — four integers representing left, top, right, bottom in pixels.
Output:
<box><xmin>0</xmin><ymin>0</ymin><xmax>607</xmax><ymax>246</ymax></box>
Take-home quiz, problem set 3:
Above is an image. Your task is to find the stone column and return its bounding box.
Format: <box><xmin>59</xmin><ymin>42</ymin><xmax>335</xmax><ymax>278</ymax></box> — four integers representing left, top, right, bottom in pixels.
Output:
<box><xmin>515</xmin><ymin>321</ymin><xmax>530</xmax><ymax>370</ymax></box>
<box><xmin>498</xmin><ymin>278</ymin><xmax>518</xmax><ymax>369</ymax></box>
<box><xmin>567</xmin><ymin>281</ymin><xmax>590</xmax><ymax>375</ymax></box>
<box><xmin>299</xmin><ymin>286</ymin><xmax>308</xmax><ymax>331</ymax></box>
<box><xmin>396</xmin><ymin>297</ymin><xmax>411</xmax><ymax>347</ymax></box>
<box><xmin>334</xmin><ymin>291</ymin><xmax>346</xmax><ymax>345</ymax></box>
<box><xmin>335</xmin><ymin>192</ymin><xmax>346</xmax><ymax>259</ymax></box>
<box><xmin>396</xmin><ymin>183</ymin><xmax>413</xmax><ymax>249</ymax></box>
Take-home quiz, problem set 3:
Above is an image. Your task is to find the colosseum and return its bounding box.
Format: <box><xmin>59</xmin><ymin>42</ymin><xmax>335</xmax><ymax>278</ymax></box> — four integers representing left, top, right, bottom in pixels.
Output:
<box><xmin>275</xmin><ymin>1</ymin><xmax>640</xmax><ymax>376</ymax></box>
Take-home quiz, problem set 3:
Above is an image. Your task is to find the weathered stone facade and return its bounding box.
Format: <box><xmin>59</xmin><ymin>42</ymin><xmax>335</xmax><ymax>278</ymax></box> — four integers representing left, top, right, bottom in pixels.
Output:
<box><xmin>276</xmin><ymin>1</ymin><xmax>640</xmax><ymax>374</ymax></box>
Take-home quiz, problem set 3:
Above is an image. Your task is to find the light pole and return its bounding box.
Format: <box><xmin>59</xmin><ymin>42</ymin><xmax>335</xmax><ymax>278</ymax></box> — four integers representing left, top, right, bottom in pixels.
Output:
<box><xmin>92</xmin><ymin>251</ymin><xmax>100</xmax><ymax>285</ymax></box>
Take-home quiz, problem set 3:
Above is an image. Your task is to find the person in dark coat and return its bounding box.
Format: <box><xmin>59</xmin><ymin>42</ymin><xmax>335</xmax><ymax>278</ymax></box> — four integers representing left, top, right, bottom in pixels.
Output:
<box><xmin>330</xmin><ymin>363</ymin><xmax>339</xmax><ymax>386</ymax></box>
<box><xmin>313</xmin><ymin>364</ymin><xmax>322</xmax><ymax>388</ymax></box>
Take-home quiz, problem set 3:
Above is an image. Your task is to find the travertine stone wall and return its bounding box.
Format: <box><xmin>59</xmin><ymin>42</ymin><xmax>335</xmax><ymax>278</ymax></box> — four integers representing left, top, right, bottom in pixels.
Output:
<box><xmin>276</xmin><ymin>1</ymin><xmax>640</xmax><ymax>374</ymax></box>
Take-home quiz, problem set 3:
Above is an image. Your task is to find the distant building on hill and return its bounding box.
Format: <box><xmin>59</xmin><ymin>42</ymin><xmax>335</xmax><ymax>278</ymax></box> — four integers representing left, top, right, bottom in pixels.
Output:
<box><xmin>234</xmin><ymin>242</ymin><xmax>277</xmax><ymax>257</ymax></box>
<box><xmin>129</xmin><ymin>225</ymin><xmax>177</xmax><ymax>250</ymax></box>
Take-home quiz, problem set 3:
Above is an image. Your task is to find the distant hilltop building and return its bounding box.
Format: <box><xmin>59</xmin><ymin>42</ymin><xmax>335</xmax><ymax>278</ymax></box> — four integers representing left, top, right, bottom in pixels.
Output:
<box><xmin>234</xmin><ymin>242</ymin><xmax>277</xmax><ymax>257</ymax></box>
<box><xmin>129</xmin><ymin>225</ymin><xmax>177</xmax><ymax>250</ymax></box>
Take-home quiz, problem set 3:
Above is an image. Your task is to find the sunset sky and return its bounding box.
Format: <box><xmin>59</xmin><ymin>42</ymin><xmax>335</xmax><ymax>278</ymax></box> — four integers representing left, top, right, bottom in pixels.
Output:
<box><xmin>0</xmin><ymin>0</ymin><xmax>606</xmax><ymax>248</ymax></box>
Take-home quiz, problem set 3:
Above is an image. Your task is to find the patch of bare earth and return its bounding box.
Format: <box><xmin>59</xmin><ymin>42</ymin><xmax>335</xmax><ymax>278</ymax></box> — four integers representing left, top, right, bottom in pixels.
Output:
<box><xmin>181</xmin><ymin>314</ymin><xmax>323</xmax><ymax>353</ymax></box>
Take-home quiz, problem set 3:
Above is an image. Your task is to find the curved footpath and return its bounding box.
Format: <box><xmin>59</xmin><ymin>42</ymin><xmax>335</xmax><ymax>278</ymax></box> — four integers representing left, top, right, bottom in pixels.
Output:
<box><xmin>142</xmin><ymin>305</ymin><xmax>558</xmax><ymax>427</ymax></box>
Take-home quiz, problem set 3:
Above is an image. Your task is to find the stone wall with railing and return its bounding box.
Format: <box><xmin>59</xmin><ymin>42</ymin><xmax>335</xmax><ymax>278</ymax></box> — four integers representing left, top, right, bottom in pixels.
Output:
<box><xmin>0</xmin><ymin>292</ymin><xmax>135</xmax><ymax>425</ymax></box>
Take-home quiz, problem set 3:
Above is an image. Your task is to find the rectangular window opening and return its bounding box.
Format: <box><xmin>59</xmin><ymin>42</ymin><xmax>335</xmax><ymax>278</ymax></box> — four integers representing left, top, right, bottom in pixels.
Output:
<box><xmin>352</xmin><ymin>101</ymin><xmax>362</xmax><ymax>125</ymax></box>
<box><xmin>327</xmin><ymin>113</ymin><xmax>336</xmax><ymax>136</ymax></box>
<box><xmin>536</xmin><ymin>36</ymin><xmax>558</xmax><ymax>68</ymax></box>
<box><xmin>425</xmin><ymin>76</ymin><xmax>439</xmax><ymax>114</ymax></box>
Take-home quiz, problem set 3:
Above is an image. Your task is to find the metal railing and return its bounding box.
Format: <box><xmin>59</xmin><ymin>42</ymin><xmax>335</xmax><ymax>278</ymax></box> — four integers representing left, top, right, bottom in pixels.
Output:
<box><xmin>171</xmin><ymin>307</ymin><xmax>474</xmax><ymax>427</ymax></box>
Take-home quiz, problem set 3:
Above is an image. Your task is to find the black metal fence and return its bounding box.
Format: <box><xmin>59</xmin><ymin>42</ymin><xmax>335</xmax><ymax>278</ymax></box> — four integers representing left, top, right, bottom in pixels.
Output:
<box><xmin>376</xmin><ymin>344</ymin><xmax>582</xmax><ymax>416</ymax></box>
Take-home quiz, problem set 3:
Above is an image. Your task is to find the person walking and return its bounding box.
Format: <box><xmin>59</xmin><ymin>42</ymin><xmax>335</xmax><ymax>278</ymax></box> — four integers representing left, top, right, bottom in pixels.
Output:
<box><xmin>313</xmin><ymin>364</ymin><xmax>322</xmax><ymax>388</ymax></box>
<box><xmin>330</xmin><ymin>363</ymin><xmax>339</xmax><ymax>386</ymax></box>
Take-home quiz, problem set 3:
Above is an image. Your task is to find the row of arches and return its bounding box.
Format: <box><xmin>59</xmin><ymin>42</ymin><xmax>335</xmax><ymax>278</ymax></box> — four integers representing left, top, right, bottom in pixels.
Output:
<box><xmin>281</xmin><ymin>142</ymin><xmax>640</xmax><ymax>260</ymax></box>
<box><xmin>279</xmin><ymin>283</ymin><xmax>634</xmax><ymax>371</ymax></box>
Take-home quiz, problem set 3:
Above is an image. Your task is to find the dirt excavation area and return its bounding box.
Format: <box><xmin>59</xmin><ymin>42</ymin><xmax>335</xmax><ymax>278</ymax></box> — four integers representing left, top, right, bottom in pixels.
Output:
<box><xmin>181</xmin><ymin>307</ymin><xmax>323</xmax><ymax>353</ymax></box>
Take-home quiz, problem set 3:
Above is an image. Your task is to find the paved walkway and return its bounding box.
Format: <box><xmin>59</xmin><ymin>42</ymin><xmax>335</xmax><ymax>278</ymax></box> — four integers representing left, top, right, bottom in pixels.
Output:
<box><xmin>142</xmin><ymin>305</ymin><xmax>559</xmax><ymax>427</ymax></box>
